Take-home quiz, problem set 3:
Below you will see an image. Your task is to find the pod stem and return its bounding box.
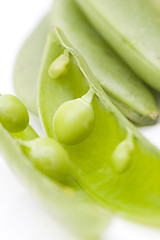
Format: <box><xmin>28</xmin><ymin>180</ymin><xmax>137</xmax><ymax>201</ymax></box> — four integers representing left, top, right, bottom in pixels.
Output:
<box><xmin>14</xmin><ymin>138</ymin><xmax>31</xmax><ymax>154</ymax></box>
<box><xmin>126</xmin><ymin>128</ymin><xmax>134</xmax><ymax>149</ymax></box>
<box><xmin>82</xmin><ymin>88</ymin><xmax>95</xmax><ymax>104</ymax></box>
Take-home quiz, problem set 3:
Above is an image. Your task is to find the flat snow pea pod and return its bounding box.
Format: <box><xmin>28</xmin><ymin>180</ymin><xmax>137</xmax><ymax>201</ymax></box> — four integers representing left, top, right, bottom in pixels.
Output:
<box><xmin>0</xmin><ymin>124</ymin><xmax>109</xmax><ymax>240</ymax></box>
<box><xmin>39</xmin><ymin>27</ymin><xmax>160</xmax><ymax>226</ymax></box>
<box><xmin>76</xmin><ymin>0</ymin><xmax>160</xmax><ymax>91</ymax></box>
<box><xmin>51</xmin><ymin>0</ymin><xmax>159</xmax><ymax>125</ymax></box>
<box><xmin>13</xmin><ymin>15</ymin><xmax>51</xmax><ymax>114</ymax></box>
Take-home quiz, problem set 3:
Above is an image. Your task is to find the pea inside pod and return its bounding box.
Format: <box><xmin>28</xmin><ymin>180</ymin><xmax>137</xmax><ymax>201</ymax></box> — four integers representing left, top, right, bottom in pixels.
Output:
<box><xmin>0</xmin><ymin>94</ymin><xmax>29</xmax><ymax>133</ymax></box>
<box><xmin>53</xmin><ymin>90</ymin><xmax>95</xmax><ymax>145</ymax></box>
<box><xmin>19</xmin><ymin>137</ymin><xmax>71</xmax><ymax>183</ymax></box>
<box><xmin>49</xmin><ymin>49</ymin><xmax>70</xmax><ymax>79</ymax></box>
<box><xmin>111</xmin><ymin>130</ymin><xmax>134</xmax><ymax>174</ymax></box>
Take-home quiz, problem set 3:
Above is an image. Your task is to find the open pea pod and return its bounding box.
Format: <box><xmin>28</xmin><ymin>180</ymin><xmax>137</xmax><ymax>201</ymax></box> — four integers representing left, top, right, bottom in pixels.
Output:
<box><xmin>13</xmin><ymin>0</ymin><xmax>159</xmax><ymax>125</ymax></box>
<box><xmin>39</xmin><ymin>27</ymin><xmax>160</xmax><ymax>226</ymax></box>
<box><xmin>76</xmin><ymin>0</ymin><xmax>160</xmax><ymax>91</ymax></box>
<box><xmin>0</xmin><ymin>95</ymin><xmax>109</xmax><ymax>240</ymax></box>
<box><xmin>52</xmin><ymin>0</ymin><xmax>159</xmax><ymax>125</ymax></box>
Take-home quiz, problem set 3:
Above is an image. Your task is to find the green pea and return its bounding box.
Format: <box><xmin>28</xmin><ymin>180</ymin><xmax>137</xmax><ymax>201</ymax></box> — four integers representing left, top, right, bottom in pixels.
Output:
<box><xmin>21</xmin><ymin>137</ymin><xmax>71</xmax><ymax>183</ymax></box>
<box><xmin>49</xmin><ymin>49</ymin><xmax>70</xmax><ymax>79</ymax></box>
<box><xmin>0</xmin><ymin>94</ymin><xmax>29</xmax><ymax>133</ymax></box>
<box><xmin>111</xmin><ymin>131</ymin><xmax>134</xmax><ymax>174</ymax></box>
<box><xmin>53</xmin><ymin>98</ymin><xmax>95</xmax><ymax>145</ymax></box>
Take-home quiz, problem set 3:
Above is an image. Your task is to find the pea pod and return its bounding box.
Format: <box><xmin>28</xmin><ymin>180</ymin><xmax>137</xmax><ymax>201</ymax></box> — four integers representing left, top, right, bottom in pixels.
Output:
<box><xmin>51</xmin><ymin>0</ymin><xmax>158</xmax><ymax>125</ymax></box>
<box><xmin>39</xmin><ymin>27</ymin><xmax>160</xmax><ymax>226</ymax></box>
<box><xmin>0</xmin><ymin>96</ymin><xmax>109</xmax><ymax>240</ymax></box>
<box><xmin>13</xmin><ymin>0</ymin><xmax>159</xmax><ymax>125</ymax></box>
<box><xmin>13</xmin><ymin>15</ymin><xmax>51</xmax><ymax>113</ymax></box>
<box><xmin>76</xmin><ymin>0</ymin><xmax>160</xmax><ymax>91</ymax></box>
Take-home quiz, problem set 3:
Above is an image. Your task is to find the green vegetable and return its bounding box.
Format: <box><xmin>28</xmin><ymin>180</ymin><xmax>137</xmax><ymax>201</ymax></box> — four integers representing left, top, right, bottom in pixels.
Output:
<box><xmin>19</xmin><ymin>137</ymin><xmax>71</xmax><ymax>183</ymax></box>
<box><xmin>0</xmin><ymin>94</ymin><xmax>29</xmax><ymax>133</ymax></box>
<box><xmin>76</xmin><ymin>0</ymin><xmax>160</xmax><ymax>91</ymax></box>
<box><xmin>13</xmin><ymin>15</ymin><xmax>51</xmax><ymax>113</ymax></box>
<box><xmin>53</xmin><ymin>91</ymin><xmax>95</xmax><ymax>145</ymax></box>
<box><xmin>13</xmin><ymin>0</ymin><xmax>159</xmax><ymax>125</ymax></box>
<box><xmin>5</xmin><ymin>0</ymin><xmax>160</xmax><ymax>236</ymax></box>
<box><xmin>49</xmin><ymin>49</ymin><xmax>70</xmax><ymax>79</ymax></box>
<box><xmin>0</xmin><ymin>103</ymin><xmax>109</xmax><ymax>239</ymax></box>
<box><xmin>111</xmin><ymin>130</ymin><xmax>134</xmax><ymax>174</ymax></box>
<box><xmin>39</xmin><ymin>27</ymin><xmax>160</xmax><ymax>225</ymax></box>
<box><xmin>52</xmin><ymin>0</ymin><xmax>158</xmax><ymax>125</ymax></box>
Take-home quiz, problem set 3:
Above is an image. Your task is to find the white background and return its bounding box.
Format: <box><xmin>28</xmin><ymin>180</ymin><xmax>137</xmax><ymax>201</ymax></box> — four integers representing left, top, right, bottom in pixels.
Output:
<box><xmin>1</xmin><ymin>0</ymin><xmax>160</xmax><ymax>239</ymax></box>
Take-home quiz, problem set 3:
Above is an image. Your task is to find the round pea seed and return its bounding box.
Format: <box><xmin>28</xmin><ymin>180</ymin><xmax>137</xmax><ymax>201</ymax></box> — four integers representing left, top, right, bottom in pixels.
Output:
<box><xmin>49</xmin><ymin>50</ymin><xmax>70</xmax><ymax>79</ymax></box>
<box><xmin>111</xmin><ymin>132</ymin><xmax>134</xmax><ymax>174</ymax></box>
<box><xmin>24</xmin><ymin>137</ymin><xmax>70</xmax><ymax>182</ymax></box>
<box><xmin>0</xmin><ymin>94</ymin><xmax>29</xmax><ymax>133</ymax></box>
<box><xmin>53</xmin><ymin>98</ymin><xmax>95</xmax><ymax>145</ymax></box>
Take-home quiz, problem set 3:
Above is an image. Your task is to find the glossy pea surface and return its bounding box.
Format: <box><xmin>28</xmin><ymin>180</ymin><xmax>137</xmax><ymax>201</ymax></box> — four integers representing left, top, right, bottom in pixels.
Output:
<box><xmin>53</xmin><ymin>98</ymin><xmax>95</xmax><ymax>145</ymax></box>
<box><xmin>0</xmin><ymin>94</ymin><xmax>29</xmax><ymax>133</ymax></box>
